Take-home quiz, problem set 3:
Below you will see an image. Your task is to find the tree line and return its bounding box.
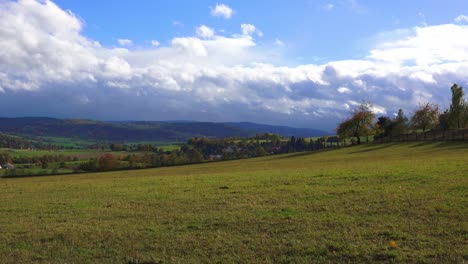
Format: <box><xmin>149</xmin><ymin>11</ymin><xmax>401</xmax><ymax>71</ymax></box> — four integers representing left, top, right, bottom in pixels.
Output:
<box><xmin>0</xmin><ymin>133</ymin><xmax>63</xmax><ymax>150</ymax></box>
<box><xmin>77</xmin><ymin>136</ymin><xmax>338</xmax><ymax>172</ymax></box>
<box><xmin>337</xmin><ymin>84</ymin><xmax>468</xmax><ymax>143</ymax></box>
<box><xmin>0</xmin><ymin>153</ymin><xmax>79</xmax><ymax>166</ymax></box>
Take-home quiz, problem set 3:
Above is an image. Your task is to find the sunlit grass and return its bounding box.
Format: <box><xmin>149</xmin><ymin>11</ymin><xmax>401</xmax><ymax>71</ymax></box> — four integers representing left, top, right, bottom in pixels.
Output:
<box><xmin>0</xmin><ymin>142</ymin><xmax>466</xmax><ymax>263</ymax></box>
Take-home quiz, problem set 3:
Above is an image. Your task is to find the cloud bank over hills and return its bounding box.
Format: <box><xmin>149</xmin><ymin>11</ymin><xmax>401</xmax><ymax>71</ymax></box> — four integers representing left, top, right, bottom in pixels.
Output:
<box><xmin>0</xmin><ymin>0</ymin><xmax>467</xmax><ymax>129</ymax></box>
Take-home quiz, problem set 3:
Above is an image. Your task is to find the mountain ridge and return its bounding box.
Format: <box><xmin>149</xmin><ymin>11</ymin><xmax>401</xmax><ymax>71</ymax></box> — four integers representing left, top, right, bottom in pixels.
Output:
<box><xmin>0</xmin><ymin>117</ymin><xmax>331</xmax><ymax>143</ymax></box>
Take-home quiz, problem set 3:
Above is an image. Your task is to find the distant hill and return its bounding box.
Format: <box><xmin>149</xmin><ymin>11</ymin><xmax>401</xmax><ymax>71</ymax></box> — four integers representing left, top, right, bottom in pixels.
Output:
<box><xmin>226</xmin><ymin>122</ymin><xmax>330</xmax><ymax>138</ymax></box>
<box><xmin>0</xmin><ymin>117</ymin><xmax>330</xmax><ymax>143</ymax></box>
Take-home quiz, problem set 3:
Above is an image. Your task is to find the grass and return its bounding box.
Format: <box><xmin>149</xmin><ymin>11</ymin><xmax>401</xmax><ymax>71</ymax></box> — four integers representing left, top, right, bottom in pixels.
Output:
<box><xmin>0</xmin><ymin>142</ymin><xmax>466</xmax><ymax>263</ymax></box>
<box><xmin>155</xmin><ymin>144</ymin><xmax>181</xmax><ymax>151</ymax></box>
<box><xmin>36</xmin><ymin>136</ymin><xmax>98</xmax><ymax>149</ymax></box>
<box><xmin>29</xmin><ymin>135</ymin><xmax>182</xmax><ymax>149</ymax></box>
<box><xmin>0</xmin><ymin>148</ymin><xmax>113</xmax><ymax>159</ymax></box>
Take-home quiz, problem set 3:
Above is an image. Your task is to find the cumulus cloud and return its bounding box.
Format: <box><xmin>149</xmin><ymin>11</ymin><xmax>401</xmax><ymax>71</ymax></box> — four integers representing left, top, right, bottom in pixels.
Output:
<box><xmin>117</xmin><ymin>38</ymin><xmax>132</xmax><ymax>46</ymax></box>
<box><xmin>210</xmin><ymin>4</ymin><xmax>233</xmax><ymax>19</ymax></box>
<box><xmin>151</xmin><ymin>40</ymin><xmax>160</xmax><ymax>47</ymax></box>
<box><xmin>241</xmin><ymin>24</ymin><xmax>256</xmax><ymax>35</ymax></box>
<box><xmin>196</xmin><ymin>25</ymin><xmax>215</xmax><ymax>39</ymax></box>
<box><xmin>368</xmin><ymin>24</ymin><xmax>468</xmax><ymax>65</ymax></box>
<box><xmin>454</xmin><ymin>14</ymin><xmax>468</xmax><ymax>24</ymax></box>
<box><xmin>171</xmin><ymin>37</ymin><xmax>208</xmax><ymax>57</ymax></box>
<box><xmin>1</xmin><ymin>0</ymin><xmax>468</xmax><ymax>130</ymax></box>
<box><xmin>240</xmin><ymin>24</ymin><xmax>262</xmax><ymax>37</ymax></box>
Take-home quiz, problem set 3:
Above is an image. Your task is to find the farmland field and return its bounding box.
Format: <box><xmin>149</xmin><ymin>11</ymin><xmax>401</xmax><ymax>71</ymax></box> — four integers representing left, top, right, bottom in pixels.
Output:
<box><xmin>0</xmin><ymin>142</ymin><xmax>466</xmax><ymax>263</ymax></box>
<box><xmin>0</xmin><ymin>148</ymin><xmax>112</xmax><ymax>159</ymax></box>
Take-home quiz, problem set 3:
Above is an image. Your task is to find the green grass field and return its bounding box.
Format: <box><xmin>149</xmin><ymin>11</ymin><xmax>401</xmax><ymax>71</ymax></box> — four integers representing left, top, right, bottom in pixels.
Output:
<box><xmin>36</xmin><ymin>136</ymin><xmax>98</xmax><ymax>149</ymax></box>
<box><xmin>0</xmin><ymin>148</ymin><xmax>155</xmax><ymax>161</ymax></box>
<box><xmin>0</xmin><ymin>148</ymin><xmax>112</xmax><ymax>159</ymax></box>
<box><xmin>0</xmin><ymin>142</ymin><xmax>466</xmax><ymax>263</ymax></box>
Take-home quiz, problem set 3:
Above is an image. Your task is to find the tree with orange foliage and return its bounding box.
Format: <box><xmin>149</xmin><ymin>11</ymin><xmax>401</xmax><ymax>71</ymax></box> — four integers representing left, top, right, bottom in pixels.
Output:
<box><xmin>98</xmin><ymin>153</ymin><xmax>117</xmax><ymax>171</ymax></box>
<box><xmin>336</xmin><ymin>103</ymin><xmax>376</xmax><ymax>144</ymax></box>
<box><xmin>411</xmin><ymin>103</ymin><xmax>440</xmax><ymax>132</ymax></box>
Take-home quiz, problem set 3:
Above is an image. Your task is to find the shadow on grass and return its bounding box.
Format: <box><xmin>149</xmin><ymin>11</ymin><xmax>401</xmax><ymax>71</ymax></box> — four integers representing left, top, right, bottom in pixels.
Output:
<box><xmin>351</xmin><ymin>141</ymin><xmax>468</xmax><ymax>153</ymax></box>
<box><xmin>407</xmin><ymin>141</ymin><xmax>432</xmax><ymax>148</ymax></box>
<box><xmin>427</xmin><ymin>141</ymin><xmax>468</xmax><ymax>150</ymax></box>
<box><xmin>271</xmin><ymin>148</ymin><xmax>339</xmax><ymax>161</ymax></box>
<box><xmin>406</xmin><ymin>141</ymin><xmax>468</xmax><ymax>150</ymax></box>
<box><xmin>349</xmin><ymin>143</ymin><xmax>399</xmax><ymax>154</ymax></box>
<box><xmin>1</xmin><ymin>173</ymin><xmax>73</xmax><ymax>179</ymax></box>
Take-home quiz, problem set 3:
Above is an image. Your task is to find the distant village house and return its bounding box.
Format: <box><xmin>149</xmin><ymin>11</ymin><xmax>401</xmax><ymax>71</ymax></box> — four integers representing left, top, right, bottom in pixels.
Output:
<box><xmin>208</xmin><ymin>155</ymin><xmax>223</xmax><ymax>161</ymax></box>
<box><xmin>1</xmin><ymin>163</ymin><xmax>15</xmax><ymax>170</ymax></box>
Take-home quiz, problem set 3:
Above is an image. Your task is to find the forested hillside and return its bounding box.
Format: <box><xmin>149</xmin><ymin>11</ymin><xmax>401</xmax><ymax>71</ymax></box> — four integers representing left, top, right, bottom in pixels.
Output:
<box><xmin>0</xmin><ymin>117</ymin><xmax>329</xmax><ymax>143</ymax></box>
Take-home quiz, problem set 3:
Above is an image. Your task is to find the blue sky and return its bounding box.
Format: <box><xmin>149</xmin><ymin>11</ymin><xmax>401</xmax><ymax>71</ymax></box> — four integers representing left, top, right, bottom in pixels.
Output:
<box><xmin>52</xmin><ymin>0</ymin><xmax>467</xmax><ymax>63</ymax></box>
<box><xmin>0</xmin><ymin>0</ymin><xmax>468</xmax><ymax>130</ymax></box>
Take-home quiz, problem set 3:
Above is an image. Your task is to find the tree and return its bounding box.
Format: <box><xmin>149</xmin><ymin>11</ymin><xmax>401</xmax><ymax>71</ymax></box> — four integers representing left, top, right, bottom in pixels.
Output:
<box><xmin>446</xmin><ymin>83</ymin><xmax>468</xmax><ymax>129</ymax></box>
<box><xmin>376</xmin><ymin>109</ymin><xmax>408</xmax><ymax>138</ymax></box>
<box><xmin>438</xmin><ymin>109</ymin><xmax>450</xmax><ymax>130</ymax></box>
<box><xmin>392</xmin><ymin>109</ymin><xmax>409</xmax><ymax>136</ymax></box>
<box><xmin>0</xmin><ymin>153</ymin><xmax>12</xmax><ymax>165</ymax></box>
<box><xmin>461</xmin><ymin>103</ymin><xmax>468</xmax><ymax>128</ymax></box>
<box><xmin>376</xmin><ymin>116</ymin><xmax>392</xmax><ymax>137</ymax></box>
<box><xmin>79</xmin><ymin>158</ymin><xmax>99</xmax><ymax>172</ymax></box>
<box><xmin>39</xmin><ymin>156</ymin><xmax>48</xmax><ymax>169</ymax></box>
<box><xmin>336</xmin><ymin>104</ymin><xmax>376</xmax><ymax>144</ymax></box>
<box><xmin>255</xmin><ymin>146</ymin><xmax>268</xmax><ymax>157</ymax></box>
<box><xmin>98</xmin><ymin>153</ymin><xmax>117</xmax><ymax>171</ymax></box>
<box><xmin>411</xmin><ymin>103</ymin><xmax>440</xmax><ymax>132</ymax></box>
<box><xmin>448</xmin><ymin>83</ymin><xmax>465</xmax><ymax>128</ymax></box>
<box><xmin>110</xmin><ymin>143</ymin><xmax>124</xmax><ymax>152</ymax></box>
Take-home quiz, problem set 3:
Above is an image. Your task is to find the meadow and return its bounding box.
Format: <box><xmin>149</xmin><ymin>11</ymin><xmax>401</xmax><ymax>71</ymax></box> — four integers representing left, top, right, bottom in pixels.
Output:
<box><xmin>0</xmin><ymin>148</ymin><xmax>110</xmax><ymax>159</ymax></box>
<box><xmin>0</xmin><ymin>143</ymin><xmax>181</xmax><ymax>177</ymax></box>
<box><xmin>0</xmin><ymin>142</ymin><xmax>466</xmax><ymax>263</ymax></box>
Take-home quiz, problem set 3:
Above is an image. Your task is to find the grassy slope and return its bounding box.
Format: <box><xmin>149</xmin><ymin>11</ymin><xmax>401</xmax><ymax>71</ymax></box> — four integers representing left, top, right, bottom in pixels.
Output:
<box><xmin>0</xmin><ymin>142</ymin><xmax>466</xmax><ymax>263</ymax></box>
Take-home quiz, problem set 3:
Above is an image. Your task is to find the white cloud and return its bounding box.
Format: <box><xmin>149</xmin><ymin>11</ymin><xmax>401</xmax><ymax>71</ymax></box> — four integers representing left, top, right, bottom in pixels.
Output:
<box><xmin>368</xmin><ymin>24</ymin><xmax>468</xmax><ymax>65</ymax></box>
<box><xmin>171</xmin><ymin>37</ymin><xmax>208</xmax><ymax>57</ymax></box>
<box><xmin>151</xmin><ymin>40</ymin><xmax>160</xmax><ymax>47</ymax></box>
<box><xmin>1</xmin><ymin>0</ymin><xmax>468</xmax><ymax>129</ymax></box>
<box><xmin>239</xmin><ymin>24</ymin><xmax>263</xmax><ymax>38</ymax></box>
<box><xmin>117</xmin><ymin>38</ymin><xmax>132</xmax><ymax>46</ymax></box>
<box><xmin>102</xmin><ymin>57</ymin><xmax>132</xmax><ymax>78</ymax></box>
<box><xmin>241</xmin><ymin>24</ymin><xmax>256</xmax><ymax>35</ymax></box>
<box><xmin>241</xmin><ymin>23</ymin><xmax>263</xmax><ymax>37</ymax></box>
<box><xmin>196</xmin><ymin>25</ymin><xmax>215</xmax><ymax>39</ymax></box>
<box><xmin>455</xmin><ymin>14</ymin><xmax>468</xmax><ymax>24</ymax></box>
<box><xmin>369</xmin><ymin>105</ymin><xmax>386</xmax><ymax>115</ymax></box>
<box><xmin>210</xmin><ymin>4</ymin><xmax>233</xmax><ymax>19</ymax></box>
<box><xmin>337</xmin><ymin>87</ymin><xmax>351</xmax><ymax>94</ymax></box>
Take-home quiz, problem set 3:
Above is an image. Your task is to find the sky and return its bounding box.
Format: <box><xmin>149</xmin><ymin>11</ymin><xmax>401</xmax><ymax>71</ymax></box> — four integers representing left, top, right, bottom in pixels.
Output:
<box><xmin>0</xmin><ymin>0</ymin><xmax>468</xmax><ymax>130</ymax></box>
